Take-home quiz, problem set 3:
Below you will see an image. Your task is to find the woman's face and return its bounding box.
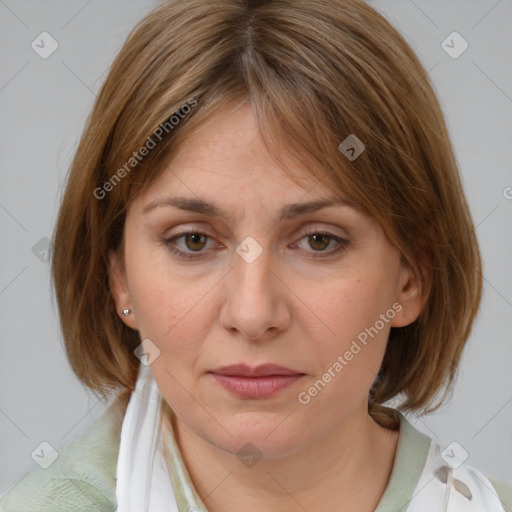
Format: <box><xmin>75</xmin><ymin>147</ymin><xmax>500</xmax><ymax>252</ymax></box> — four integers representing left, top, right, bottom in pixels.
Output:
<box><xmin>110</xmin><ymin>99</ymin><xmax>423</xmax><ymax>459</ymax></box>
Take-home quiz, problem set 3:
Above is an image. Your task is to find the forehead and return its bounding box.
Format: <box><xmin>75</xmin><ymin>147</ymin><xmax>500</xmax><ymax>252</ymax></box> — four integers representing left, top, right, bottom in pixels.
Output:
<box><xmin>135</xmin><ymin>100</ymin><xmax>344</xmax><ymax>213</ymax></box>
<box><xmin>171</xmin><ymin>100</ymin><xmax>317</xmax><ymax>183</ymax></box>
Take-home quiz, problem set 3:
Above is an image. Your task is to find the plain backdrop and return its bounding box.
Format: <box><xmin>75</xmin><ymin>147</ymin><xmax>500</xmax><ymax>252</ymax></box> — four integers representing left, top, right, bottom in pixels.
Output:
<box><xmin>1</xmin><ymin>0</ymin><xmax>511</xmax><ymax>497</ymax></box>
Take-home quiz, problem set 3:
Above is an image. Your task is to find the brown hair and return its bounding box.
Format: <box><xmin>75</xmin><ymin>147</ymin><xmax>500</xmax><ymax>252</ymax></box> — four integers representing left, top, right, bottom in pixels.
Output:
<box><xmin>51</xmin><ymin>0</ymin><xmax>482</xmax><ymax>415</ymax></box>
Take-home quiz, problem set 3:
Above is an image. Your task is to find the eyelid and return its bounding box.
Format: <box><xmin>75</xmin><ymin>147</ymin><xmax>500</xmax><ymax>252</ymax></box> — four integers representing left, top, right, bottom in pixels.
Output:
<box><xmin>161</xmin><ymin>226</ymin><xmax>351</xmax><ymax>260</ymax></box>
<box><xmin>291</xmin><ymin>228</ymin><xmax>351</xmax><ymax>256</ymax></box>
<box><xmin>163</xmin><ymin>230</ymin><xmax>220</xmax><ymax>260</ymax></box>
<box><xmin>163</xmin><ymin>221</ymin><xmax>349</xmax><ymax>241</ymax></box>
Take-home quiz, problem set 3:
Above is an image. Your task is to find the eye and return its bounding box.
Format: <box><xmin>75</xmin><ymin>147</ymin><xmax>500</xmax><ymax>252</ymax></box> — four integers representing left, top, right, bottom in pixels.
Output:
<box><xmin>161</xmin><ymin>229</ymin><xmax>351</xmax><ymax>261</ymax></box>
<box><xmin>162</xmin><ymin>231</ymin><xmax>217</xmax><ymax>260</ymax></box>
<box><xmin>293</xmin><ymin>229</ymin><xmax>351</xmax><ymax>256</ymax></box>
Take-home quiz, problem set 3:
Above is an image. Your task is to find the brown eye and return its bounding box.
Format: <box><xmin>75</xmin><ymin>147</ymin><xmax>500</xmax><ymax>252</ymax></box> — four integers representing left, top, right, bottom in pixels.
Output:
<box><xmin>307</xmin><ymin>233</ymin><xmax>331</xmax><ymax>251</ymax></box>
<box><xmin>184</xmin><ymin>233</ymin><xmax>208</xmax><ymax>251</ymax></box>
<box><xmin>294</xmin><ymin>230</ymin><xmax>351</xmax><ymax>257</ymax></box>
<box><xmin>162</xmin><ymin>231</ymin><xmax>215</xmax><ymax>260</ymax></box>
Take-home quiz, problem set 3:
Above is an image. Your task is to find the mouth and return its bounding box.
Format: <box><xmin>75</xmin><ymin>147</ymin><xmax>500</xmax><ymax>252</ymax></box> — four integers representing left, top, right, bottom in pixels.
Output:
<box><xmin>208</xmin><ymin>363</ymin><xmax>305</xmax><ymax>399</ymax></box>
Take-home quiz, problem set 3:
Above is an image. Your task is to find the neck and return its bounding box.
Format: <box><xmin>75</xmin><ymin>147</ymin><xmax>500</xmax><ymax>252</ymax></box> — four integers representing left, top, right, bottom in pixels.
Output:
<box><xmin>166</xmin><ymin>402</ymin><xmax>400</xmax><ymax>512</ymax></box>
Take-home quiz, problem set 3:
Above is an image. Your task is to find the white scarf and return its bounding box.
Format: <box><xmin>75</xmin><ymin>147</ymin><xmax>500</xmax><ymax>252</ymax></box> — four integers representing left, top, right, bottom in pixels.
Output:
<box><xmin>115</xmin><ymin>363</ymin><xmax>179</xmax><ymax>512</ymax></box>
<box><xmin>406</xmin><ymin>441</ymin><xmax>506</xmax><ymax>512</ymax></box>
<box><xmin>115</xmin><ymin>363</ymin><xmax>506</xmax><ymax>512</ymax></box>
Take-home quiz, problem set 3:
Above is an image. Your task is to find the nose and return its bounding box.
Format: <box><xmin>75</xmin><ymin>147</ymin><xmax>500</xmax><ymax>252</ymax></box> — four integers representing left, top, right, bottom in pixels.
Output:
<box><xmin>220</xmin><ymin>243</ymin><xmax>291</xmax><ymax>343</ymax></box>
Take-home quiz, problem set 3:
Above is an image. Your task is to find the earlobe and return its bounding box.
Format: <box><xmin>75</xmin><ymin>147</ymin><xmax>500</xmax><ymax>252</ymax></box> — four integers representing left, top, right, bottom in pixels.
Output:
<box><xmin>108</xmin><ymin>249</ymin><xmax>138</xmax><ymax>330</ymax></box>
<box><xmin>391</xmin><ymin>257</ymin><xmax>428</xmax><ymax>328</ymax></box>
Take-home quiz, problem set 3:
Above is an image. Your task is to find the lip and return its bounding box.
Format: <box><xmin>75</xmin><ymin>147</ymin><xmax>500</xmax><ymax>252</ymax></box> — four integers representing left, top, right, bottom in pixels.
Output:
<box><xmin>209</xmin><ymin>363</ymin><xmax>303</xmax><ymax>377</ymax></box>
<box><xmin>208</xmin><ymin>364</ymin><xmax>305</xmax><ymax>399</ymax></box>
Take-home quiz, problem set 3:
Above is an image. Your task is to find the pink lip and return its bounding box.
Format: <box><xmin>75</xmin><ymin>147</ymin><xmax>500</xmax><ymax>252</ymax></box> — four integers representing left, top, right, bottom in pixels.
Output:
<box><xmin>208</xmin><ymin>364</ymin><xmax>305</xmax><ymax>399</ymax></box>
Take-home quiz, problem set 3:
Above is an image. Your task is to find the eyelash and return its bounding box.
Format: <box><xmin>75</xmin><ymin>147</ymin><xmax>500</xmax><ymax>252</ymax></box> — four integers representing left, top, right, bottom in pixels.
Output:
<box><xmin>161</xmin><ymin>229</ymin><xmax>351</xmax><ymax>261</ymax></box>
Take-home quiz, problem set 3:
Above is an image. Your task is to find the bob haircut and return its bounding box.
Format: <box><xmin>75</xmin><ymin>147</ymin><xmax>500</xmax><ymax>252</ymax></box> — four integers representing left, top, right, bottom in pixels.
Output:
<box><xmin>51</xmin><ymin>0</ymin><xmax>482</xmax><ymax>416</ymax></box>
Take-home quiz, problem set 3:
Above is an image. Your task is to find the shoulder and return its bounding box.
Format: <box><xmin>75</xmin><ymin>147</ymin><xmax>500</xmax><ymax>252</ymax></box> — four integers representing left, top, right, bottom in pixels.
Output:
<box><xmin>0</xmin><ymin>391</ymin><xmax>130</xmax><ymax>512</ymax></box>
<box><xmin>379</xmin><ymin>408</ymin><xmax>511</xmax><ymax>511</ymax></box>
<box><xmin>488</xmin><ymin>477</ymin><xmax>512</xmax><ymax>511</ymax></box>
<box><xmin>408</xmin><ymin>423</ymin><xmax>512</xmax><ymax>510</ymax></box>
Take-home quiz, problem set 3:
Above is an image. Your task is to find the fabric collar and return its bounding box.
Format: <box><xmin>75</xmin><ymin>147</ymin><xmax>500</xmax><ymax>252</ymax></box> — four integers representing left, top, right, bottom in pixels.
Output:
<box><xmin>115</xmin><ymin>363</ymin><xmax>505</xmax><ymax>512</ymax></box>
<box><xmin>159</xmin><ymin>400</ymin><xmax>431</xmax><ymax>512</ymax></box>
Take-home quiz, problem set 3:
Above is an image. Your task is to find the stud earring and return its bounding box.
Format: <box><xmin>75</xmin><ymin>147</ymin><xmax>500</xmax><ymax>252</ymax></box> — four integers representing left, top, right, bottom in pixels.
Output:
<box><xmin>122</xmin><ymin>309</ymin><xmax>131</xmax><ymax>316</ymax></box>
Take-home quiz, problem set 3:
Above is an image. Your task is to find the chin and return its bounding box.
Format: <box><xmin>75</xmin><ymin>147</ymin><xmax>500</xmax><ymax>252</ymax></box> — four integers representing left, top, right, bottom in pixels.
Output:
<box><xmin>206</xmin><ymin>414</ymin><xmax>305</xmax><ymax>460</ymax></box>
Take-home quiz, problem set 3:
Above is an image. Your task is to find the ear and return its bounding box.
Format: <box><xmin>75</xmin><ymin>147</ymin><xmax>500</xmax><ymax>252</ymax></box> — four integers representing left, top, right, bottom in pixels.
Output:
<box><xmin>108</xmin><ymin>249</ymin><xmax>138</xmax><ymax>330</ymax></box>
<box><xmin>391</xmin><ymin>255</ymin><xmax>428</xmax><ymax>328</ymax></box>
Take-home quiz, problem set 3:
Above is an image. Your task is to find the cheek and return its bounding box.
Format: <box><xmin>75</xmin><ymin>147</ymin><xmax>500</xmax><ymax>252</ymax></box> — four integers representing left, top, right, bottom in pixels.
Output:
<box><xmin>294</xmin><ymin>269</ymin><xmax>395</xmax><ymax>392</ymax></box>
<box><xmin>125</xmin><ymin>241</ymin><xmax>202</xmax><ymax>335</ymax></box>
<box><xmin>299</xmin><ymin>267</ymin><xmax>395</xmax><ymax>345</ymax></box>
<box><xmin>124</xmin><ymin>265</ymin><xmax>217</xmax><ymax>391</ymax></box>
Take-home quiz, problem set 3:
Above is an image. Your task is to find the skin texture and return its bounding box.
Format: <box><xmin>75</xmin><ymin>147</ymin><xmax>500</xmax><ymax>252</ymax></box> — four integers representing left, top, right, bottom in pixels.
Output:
<box><xmin>109</xmin><ymin>99</ymin><xmax>425</xmax><ymax>511</ymax></box>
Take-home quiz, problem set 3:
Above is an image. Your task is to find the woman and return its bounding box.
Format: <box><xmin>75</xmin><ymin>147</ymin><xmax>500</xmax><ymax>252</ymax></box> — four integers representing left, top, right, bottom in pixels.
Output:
<box><xmin>1</xmin><ymin>0</ymin><xmax>510</xmax><ymax>511</ymax></box>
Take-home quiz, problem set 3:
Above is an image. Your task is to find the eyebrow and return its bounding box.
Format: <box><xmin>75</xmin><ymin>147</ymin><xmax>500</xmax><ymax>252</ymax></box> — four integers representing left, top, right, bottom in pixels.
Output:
<box><xmin>142</xmin><ymin>195</ymin><xmax>352</xmax><ymax>222</ymax></box>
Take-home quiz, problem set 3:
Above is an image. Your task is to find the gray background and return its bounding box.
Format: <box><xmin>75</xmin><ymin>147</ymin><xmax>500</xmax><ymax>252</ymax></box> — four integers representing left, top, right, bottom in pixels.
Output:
<box><xmin>1</xmin><ymin>0</ymin><xmax>511</xmax><ymax>497</ymax></box>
